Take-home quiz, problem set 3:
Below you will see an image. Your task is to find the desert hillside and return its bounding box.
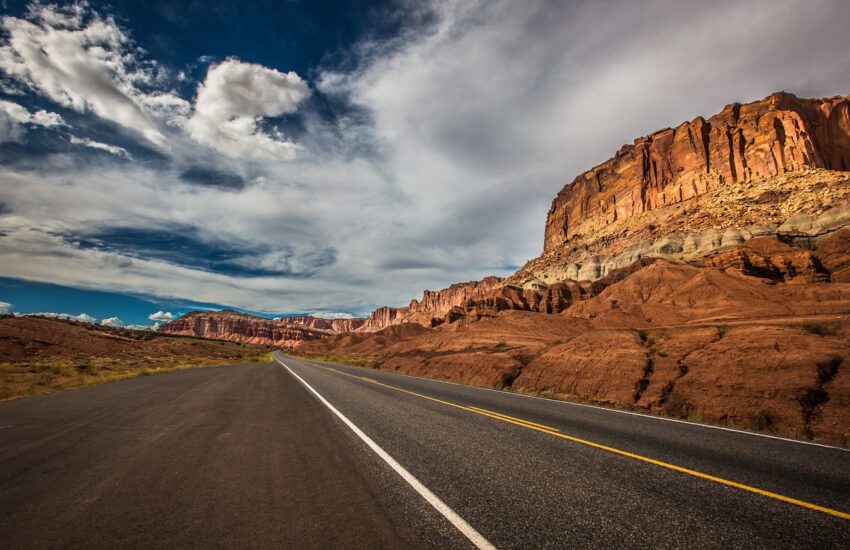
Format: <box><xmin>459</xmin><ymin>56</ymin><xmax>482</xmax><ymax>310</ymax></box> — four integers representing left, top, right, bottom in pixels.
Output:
<box><xmin>0</xmin><ymin>316</ymin><xmax>272</xmax><ymax>399</ymax></box>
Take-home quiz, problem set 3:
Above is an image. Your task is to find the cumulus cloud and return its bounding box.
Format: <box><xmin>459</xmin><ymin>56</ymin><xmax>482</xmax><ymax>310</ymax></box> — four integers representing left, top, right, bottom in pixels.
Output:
<box><xmin>148</xmin><ymin>310</ymin><xmax>175</xmax><ymax>322</ymax></box>
<box><xmin>23</xmin><ymin>311</ymin><xmax>97</xmax><ymax>323</ymax></box>
<box><xmin>187</xmin><ymin>59</ymin><xmax>311</xmax><ymax>160</ymax></box>
<box><xmin>0</xmin><ymin>301</ymin><xmax>11</xmax><ymax>314</ymax></box>
<box><xmin>310</xmin><ymin>312</ymin><xmax>356</xmax><ymax>319</ymax></box>
<box><xmin>100</xmin><ymin>316</ymin><xmax>124</xmax><ymax>327</ymax></box>
<box><xmin>0</xmin><ymin>99</ymin><xmax>64</xmax><ymax>142</ymax></box>
<box><xmin>0</xmin><ymin>3</ymin><xmax>179</xmax><ymax>145</ymax></box>
<box><xmin>69</xmin><ymin>135</ymin><xmax>132</xmax><ymax>158</ymax></box>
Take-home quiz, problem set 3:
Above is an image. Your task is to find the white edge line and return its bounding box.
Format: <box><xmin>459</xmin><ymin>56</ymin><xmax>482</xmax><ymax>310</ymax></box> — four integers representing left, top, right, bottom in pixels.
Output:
<box><xmin>285</xmin><ymin>353</ymin><xmax>849</xmax><ymax>453</ymax></box>
<box><xmin>274</xmin><ymin>355</ymin><xmax>496</xmax><ymax>550</ymax></box>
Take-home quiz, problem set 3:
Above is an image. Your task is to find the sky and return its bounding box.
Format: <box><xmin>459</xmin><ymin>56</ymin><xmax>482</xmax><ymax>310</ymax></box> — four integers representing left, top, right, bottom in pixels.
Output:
<box><xmin>1</xmin><ymin>0</ymin><xmax>850</xmax><ymax>327</ymax></box>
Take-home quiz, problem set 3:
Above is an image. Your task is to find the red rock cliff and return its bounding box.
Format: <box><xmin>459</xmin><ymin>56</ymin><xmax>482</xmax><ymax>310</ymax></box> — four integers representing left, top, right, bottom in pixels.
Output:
<box><xmin>359</xmin><ymin>276</ymin><xmax>504</xmax><ymax>331</ymax></box>
<box><xmin>277</xmin><ymin>316</ymin><xmax>366</xmax><ymax>333</ymax></box>
<box><xmin>159</xmin><ymin>310</ymin><xmax>340</xmax><ymax>348</ymax></box>
<box><xmin>544</xmin><ymin>92</ymin><xmax>850</xmax><ymax>251</ymax></box>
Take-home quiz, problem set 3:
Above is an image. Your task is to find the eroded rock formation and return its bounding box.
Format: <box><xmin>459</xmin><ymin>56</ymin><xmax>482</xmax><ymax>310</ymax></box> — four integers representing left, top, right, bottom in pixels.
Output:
<box><xmin>158</xmin><ymin>310</ymin><xmax>358</xmax><ymax>348</ymax></box>
<box><xmin>277</xmin><ymin>315</ymin><xmax>366</xmax><ymax>333</ymax></box>
<box><xmin>358</xmin><ymin>276</ymin><xmax>504</xmax><ymax>331</ymax></box>
<box><xmin>544</xmin><ymin>92</ymin><xmax>850</xmax><ymax>252</ymax></box>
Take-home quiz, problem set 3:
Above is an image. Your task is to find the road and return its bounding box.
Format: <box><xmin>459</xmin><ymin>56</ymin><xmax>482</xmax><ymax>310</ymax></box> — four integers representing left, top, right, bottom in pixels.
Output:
<box><xmin>1</xmin><ymin>354</ymin><xmax>848</xmax><ymax>548</ymax></box>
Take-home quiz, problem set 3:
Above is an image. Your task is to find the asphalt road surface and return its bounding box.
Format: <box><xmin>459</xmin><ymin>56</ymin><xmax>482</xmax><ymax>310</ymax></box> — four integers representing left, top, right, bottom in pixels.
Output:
<box><xmin>1</xmin><ymin>354</ymin><xmax>849</xmax><ymax>549</ymax></box>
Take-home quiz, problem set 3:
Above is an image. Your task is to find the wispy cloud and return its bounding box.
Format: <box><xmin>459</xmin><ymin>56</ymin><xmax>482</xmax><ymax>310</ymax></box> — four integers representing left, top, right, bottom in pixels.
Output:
<box><xmin>69</xmin><ymin>136</ymin><xmax>132</xmax><ymax>158</ymax></box>
<box><xmin>0</xmin><ymin>99</ymin><xmax>64</xmax><ymax>142</ymax></box>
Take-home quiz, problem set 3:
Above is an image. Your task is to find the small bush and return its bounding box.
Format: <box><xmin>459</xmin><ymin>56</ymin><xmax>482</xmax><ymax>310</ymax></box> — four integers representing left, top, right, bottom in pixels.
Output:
<box><xmin>746</xmin><ymin>409</ymin><xmax>775</xmax><ymax>431</ymax></box>
<box><xmin>497</xmin><ymin>368</ymin><xmax>520</xmax><ymax>389</ymax></box>
<box><xmin>663</xmin><ymin>391</ymin><xmax>692</xmax><ymax>418</ymax></box>
<box><xmin>493</xmin><ymin>341</ymin><xmax>511</xmax><ymax>353</ymax></box>
<box><xmin>802</xmin><ymin>323</ymin><xmax>838</xmax><ymax>337</ymax></box>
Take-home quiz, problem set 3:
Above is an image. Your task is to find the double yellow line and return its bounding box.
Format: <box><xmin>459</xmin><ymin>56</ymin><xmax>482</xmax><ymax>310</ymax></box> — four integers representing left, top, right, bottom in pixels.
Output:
<box><xmin>312</xmin><ymin>362</ymin><xmax>850</xmax><ymax>521</ymax></box>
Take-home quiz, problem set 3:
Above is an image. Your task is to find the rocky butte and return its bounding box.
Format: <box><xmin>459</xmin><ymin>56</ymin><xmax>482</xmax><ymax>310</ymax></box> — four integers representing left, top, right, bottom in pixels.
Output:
<box><xmin>297</xmin><ymin>91</ymin><xmax>850</xmax><ymax>443</ymax></box>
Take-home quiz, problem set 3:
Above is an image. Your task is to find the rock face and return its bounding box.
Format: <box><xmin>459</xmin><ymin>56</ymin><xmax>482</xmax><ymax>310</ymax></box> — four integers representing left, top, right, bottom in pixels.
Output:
<box><xmin>358</xmin><ymin>276</ymin><xmax>504</xmax><ymax>331</ymax></box>
<box><xmin>158</xmin><ymin>310</ymin><xmax>358</xmax><ymax>348</ymax></box>
<box><xmin>817</xmin><ymin>228</ymin><xmax>850</xmax><ymax>282</ymax></box>
<box><xmin>514</xmin><ymin>169</ymin><xmax>850</xmax><ymax>287</ymax></box>
<box><xmin>544</xmin><ymin>92</ymin><xmax>850</xmax><ymax>252</ymax></box>
<box><xmin>699</xmin><ymin>237</ymin><xmax>829</xmax><ymax>283</ymax></box>
<box><xmin>277</xmin><ymin>315</ymin><xmax>366</xmax><ymax>333</ymax></box>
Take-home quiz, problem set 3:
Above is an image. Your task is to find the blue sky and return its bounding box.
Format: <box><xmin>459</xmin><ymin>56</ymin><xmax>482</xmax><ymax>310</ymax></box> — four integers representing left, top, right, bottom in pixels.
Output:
<box><xmin>1</xmin><ymin>0</ymin><xmax>849</xmax><ymax>327</ymax></box>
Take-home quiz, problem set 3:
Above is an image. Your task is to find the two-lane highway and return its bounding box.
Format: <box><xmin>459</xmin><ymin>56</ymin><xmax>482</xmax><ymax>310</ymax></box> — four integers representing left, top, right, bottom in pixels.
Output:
<box><xmin>1</xmin><ymin>354</ymin><xmax>849</xmax><ymax>548</ymax></box>
<box><xmin>275</xmin><ymin>353</ymin><xmax>850</xmax><ymax>549</ymax></box>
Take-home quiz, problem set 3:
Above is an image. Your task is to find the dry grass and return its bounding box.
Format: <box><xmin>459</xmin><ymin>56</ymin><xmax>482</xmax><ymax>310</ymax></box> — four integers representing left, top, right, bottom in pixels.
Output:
<box><xmin>0</xmin><ymin>350</ymin><xmax>273</xmax><ymax>400</ymax></box>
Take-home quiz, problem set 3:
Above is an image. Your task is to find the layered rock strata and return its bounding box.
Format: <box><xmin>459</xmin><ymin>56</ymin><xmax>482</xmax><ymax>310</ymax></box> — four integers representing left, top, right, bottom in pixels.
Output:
<box><xmin>158</xmin><ymin>310</ymin><xmax>361</xmax><ymax>348</ymax></box>
<box><xmin>357</xmin><ymin>276</ymin><xmax>504</xmax><ymax>331</ymax></box>
<box><xmin>276</xmin><ymin>315</ymin><xmax>366</xmax><ymax>333</ymax></box>
<box><xmin>544</xmin><ymin>92</ymin><xmax>850</xmax><ymax>252</ymax></box>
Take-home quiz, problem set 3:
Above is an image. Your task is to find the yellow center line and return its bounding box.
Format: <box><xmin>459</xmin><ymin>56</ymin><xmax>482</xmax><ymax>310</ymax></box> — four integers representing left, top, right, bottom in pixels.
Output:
<box><xmin>311</xmin><ymin>362</ymin><xmax>850</xmax><ymax>521</ymax></box>
<box><xmin>466</xmin><ymin>405</ymin><xmax>560</xmax><ymax>432</ymax></box>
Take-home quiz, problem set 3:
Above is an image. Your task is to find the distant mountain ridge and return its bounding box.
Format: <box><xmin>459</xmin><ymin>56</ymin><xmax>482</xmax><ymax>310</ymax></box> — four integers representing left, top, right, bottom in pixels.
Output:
<box><xmin>158</xmin><ymin>310</ymin><xmax>366</xmax><ymax>347</ymax></box>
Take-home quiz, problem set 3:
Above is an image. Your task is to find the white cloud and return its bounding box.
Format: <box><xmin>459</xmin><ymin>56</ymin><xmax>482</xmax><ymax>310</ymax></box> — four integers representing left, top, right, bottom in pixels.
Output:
<box><xmin>148</xmin><ymin>310</ymin><xmax>175</xmax><ymax>322</ymax></box>
<box><xmin>187</xmin><ymin>58</ymin><xmax>311</xmax><ymax>160</ymax></box>
<box><xmin>69</xmin><ymin>135</ymin><xmax>132</xmax><ymax>158</ymax></box>
<box><xmin>23</xmin><ymin>311</ymin><xmax>96</xmax><ymax>324</ymax></box>
<box><xmin>310</xmin><ymin>312</ymin><xmax>356</xmax><ymax>319</ymax></box>
<box><xmin>0</xmin><ymin>301</ymin><xmax>11</xmax><ymax>314</ymax></box>
<box><xmin>0</xmin><ymin>4</ymin><xmax>172</xmax><ymax>145</ymax></box>
<box><xmin>100</xmin><ymin>316</ymin><xmax>124</xmax><ymax>327</ymax></box>
<box><xmin>0</xmin><ymin>99</ymin><xmax>64</xmax><ymax>142</ymax></box>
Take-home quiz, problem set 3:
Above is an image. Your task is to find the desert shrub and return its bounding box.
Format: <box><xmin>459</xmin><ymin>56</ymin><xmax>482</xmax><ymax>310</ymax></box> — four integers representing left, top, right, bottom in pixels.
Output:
<box><xmin>802</xmin><ymin>323</ymin><xmax>837</xmax><ymax>337</ymax></box>
<box><xmin>493</xmin><ymin>341</ymin><xmax>511</xmax><ymax>353</ymax></box>
<box><xmin>33</xmin><ymin>372</ymin><xmax>54</xmax><ymax>386</ymax></box>
<box><xmin>746</xmin><ymin>409</ymin><xmax>776</xmax><ymax>431</ymax></box>
<box><xmin>663</xmin><ymin>391</ymin><xmax>692</xmax><ymax>418</ymax></box>
<box><xmin>497</xmin><ymin>368</ymin><xmax>520</xmax><ymax>389</ymax></box>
